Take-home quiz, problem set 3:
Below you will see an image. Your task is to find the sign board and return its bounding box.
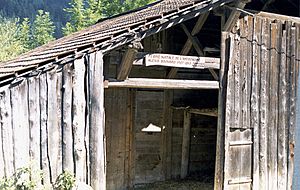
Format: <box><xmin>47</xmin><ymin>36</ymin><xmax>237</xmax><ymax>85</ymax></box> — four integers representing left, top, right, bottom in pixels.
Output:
<box><xmin>144</xmin><ymin>53</ymin><xmax>220</xmax><ymax>69</ymax></box>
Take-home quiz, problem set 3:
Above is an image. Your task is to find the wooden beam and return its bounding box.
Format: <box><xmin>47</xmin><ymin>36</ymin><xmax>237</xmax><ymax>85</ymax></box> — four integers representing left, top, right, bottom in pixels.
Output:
<box><xmin>105</xmin><ymin>78</ymin><xmax>219</xmax><ymax>89</ymax></box>
<box><xmin>180</xmin><ymin>23</ymin><xmax>205</xmax><ymax>56</ymax></box>
<box><xmin>134</xmin><ymin>53</ymin><xmax>220</xmax><ymax>69</ymax></box>
<box><xmin>117</xmin><ymin>41</ymin><xmax>142</xmax><ymax>80</ymax></box>
<box><xmin>189</xmin><ymin>108</ymin><xmax>218</xmax><ymax>117</ymax></box>
<box><xmin>167</xmin><ymin>13</ymin><xmax>209</xmax><ymax>78</ymax></box>
<box><xmin>223</xmin><ymin>1</ymin><xmax>248</xmax><ymax>32</ymax></box>
<box><xmin>209</xmin><ymin>68</ymin><xmax>219</xmax><ymax>80</ymax></box>
<box><xmin>181</xmin><ymin>110</ymin><xmax>191</xmax><ymax>179</ymax></box>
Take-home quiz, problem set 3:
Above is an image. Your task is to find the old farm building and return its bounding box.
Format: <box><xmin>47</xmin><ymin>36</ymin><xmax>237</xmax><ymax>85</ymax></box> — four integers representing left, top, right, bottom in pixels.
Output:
<box><xmin>0</xmin><ymin>0</ymin><xmax>299</xmax><ymax>189</ymax></box>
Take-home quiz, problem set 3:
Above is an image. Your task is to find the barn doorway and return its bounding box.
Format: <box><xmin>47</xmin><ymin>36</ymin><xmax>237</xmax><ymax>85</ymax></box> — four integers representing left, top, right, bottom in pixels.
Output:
<box><xmin>133</xmin><ymin>89</ymin><xmax>218</xmax><ymax>189</ymax></box>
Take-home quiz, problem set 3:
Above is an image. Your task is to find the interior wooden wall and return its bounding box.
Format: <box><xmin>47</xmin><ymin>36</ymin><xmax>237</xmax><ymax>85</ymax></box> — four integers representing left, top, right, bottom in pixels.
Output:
<box><xmin>221</xmin><ymin>15</ymin><xmax>300</xmax><ymax>190</ymax></box>
<box><xmin>0</xmin><ymin>51</ymin><xmax>105</xmax><ymax>189</ymax></box>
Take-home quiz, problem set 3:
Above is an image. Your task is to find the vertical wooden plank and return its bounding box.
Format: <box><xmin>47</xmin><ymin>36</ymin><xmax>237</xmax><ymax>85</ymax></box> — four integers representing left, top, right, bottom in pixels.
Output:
<box><xmin>292</xmin><ymin>23</ymin><xmax>300</xmax><ymax>190</ymax></box>
<box><xmin>278</xmin><ymin>23</ymin><xmax>288</xmax><ymax>190</ymax></box>
<box><xmin>40</xmin><ymin>73</ymin><xmax>51</xmax><ymax>184</ymax></box>
<box><xmin>56</xmin><ymin>71</ymin><xmax>63</xmax><ymax>176</ymax></box>
<box><xmin>234</xmin><ymin>20</ymin><xmax>241</xmax><ymax>130</ymax></box>
<box><xmin>10</xmin><ymin>80</ymin><xmax>30</xmax><ymax>170</ymax></box>
<box><xmin>287</xmin><ymin>25</ymin><xmax>297</xmax><ymax>190</ymax></box>
<box><xmin>268</xmin><ymin>21</ymin><xmax>280</xmax><ymax>190</ymax></box>
<box><xmin>62</xmin><ymin>63</ymin><xmax>74</xmax><ymax>173</ymax></box>
<box><xmin>47</xmin><ymin>70</ymin><xmax>62</xmax><ymax>182</ymax></box>
<box><xmin>214</xmin><ymin>31</ymin><xmax>230</xmax><ymax>190</ymax></box>
<box><xmin>259</xmin><ymin>18</ymin><xmax>270</xmax><ymax>190</ymax></box>
<box><xmin>0</xmin><ymin>88</ymin><xmax>4</xmax><ymax>178</ymax></box>
<box><xmin>0</xmin><ymin>86</ymin><xmax>14</xmax><ymax>177</ymax></box>
<box><xmin>89</xmin><ymin>51</ymin><xmax>106</xmax><ymax>190</ymax></box>
<box><xmin>251</xmin><ymin>16</ymin><xmax>262</xmax><ymax>190</ymax></box>
<box><xmin>73</xmin><ymin>57</ymin><xmax>87</xmax><ymax>182</ymax></box>
<box><xmin>162</xmin><ymin>90</ymin><xmax>173</xmax><ymax>180</ymax></box>
<box><xmin>180</xmin><ymin>110</ymin><xmax>191</xmax><ymax>179</ymax></box>
<box><xmin>28</xmin><ymin>76</ymin><xmax>41</xmax><ymax>169</ymax></box>
<box><xmin>84</xmin><ymin>56</ymin><xmax>90</xmax><ymax>185</ymax></box>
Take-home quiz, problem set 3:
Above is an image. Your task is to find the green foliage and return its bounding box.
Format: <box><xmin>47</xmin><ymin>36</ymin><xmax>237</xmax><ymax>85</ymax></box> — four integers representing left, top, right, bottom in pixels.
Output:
<box><xmin>0</xmin><ymin>166</ymin><xmax>44</xmax><ymax>190</ymax></box>
<box><xmin>101</xmin><ymin>0</ymin><xmax>156</xmax><ymax>17</ymax></box>
<box><xmin>63</xmin><ymin>0</ymin><xmax>85</xmax><ymax>35</ymax></box>
<box><xmin>18</xmin><ymin>18</ymin><xmax>31</xmax><ymax>51</ymax></box>
<box><xmin>53</xmin><ymin>171</ymin><xmax>76</xmax><ymax>190</ymax></box>
<box><xmin>0</xmin><ymin>167</ymin><xmax>76</xmax><ymax>190</ymax></box>
<box><xmin>31</xmin><ymin>10</ymin><xmax>55</xmax><ymax>48</ymax></box>
<box><xmin>0</xmin><ymin>17</ymin><xmax>26</xmax><ymax>62</ymax></box>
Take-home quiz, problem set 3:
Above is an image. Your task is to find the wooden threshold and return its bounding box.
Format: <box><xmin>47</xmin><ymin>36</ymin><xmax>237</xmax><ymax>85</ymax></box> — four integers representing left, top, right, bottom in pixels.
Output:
<box><xmin>104</xmin><ymin>78</ymin><xmax>219</xmax><ymax>89</ymax></box>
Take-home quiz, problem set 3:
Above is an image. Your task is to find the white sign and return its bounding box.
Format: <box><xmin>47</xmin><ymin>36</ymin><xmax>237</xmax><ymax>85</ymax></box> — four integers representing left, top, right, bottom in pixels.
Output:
<box><xmin>145</xmin><ymin>53</ymin><xmax>206</xmax><ymax>69</ymax></box>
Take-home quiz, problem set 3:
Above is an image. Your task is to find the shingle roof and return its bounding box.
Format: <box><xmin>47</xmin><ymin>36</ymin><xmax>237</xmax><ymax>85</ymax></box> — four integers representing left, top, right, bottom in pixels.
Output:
<box><xmin>0</xmin><ymin>0</ymin><xmax>234</xmax><ymax>80</ymax></box>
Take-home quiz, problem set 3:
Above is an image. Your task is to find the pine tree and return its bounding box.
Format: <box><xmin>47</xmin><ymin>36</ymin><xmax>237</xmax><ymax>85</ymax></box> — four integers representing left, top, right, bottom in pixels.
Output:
<box><xmin>0</xmin><ymin>17</ymin><xmax>25</xmax><ymax>62</ymax></box>
<box><xmin>31</xmin><ymin>10</ymin><xmax>55</xmax><ymax>48</ymax></box>
<box><xmin>63</xmin><ymin>0</ymin><xmax>85</xmax><ymax>35</ymax></box>
<box><xmin>17</xmin><ymin>18</ymin><xmax>31</xmax><ymax>51</ymax></box>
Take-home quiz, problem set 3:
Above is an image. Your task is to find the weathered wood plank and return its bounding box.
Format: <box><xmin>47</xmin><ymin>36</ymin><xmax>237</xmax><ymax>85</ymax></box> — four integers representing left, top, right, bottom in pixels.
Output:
<box><xmin>106</xmin><ymin>78</ymin><xmax>219</xmax><ymax>89</ymax></box>
<box><xmin>180</xmin><ymin>23</ymin><xmax>204</xmax><ymax>56</ymax></box>
<box><xmin>89</xmin><ymin>51</ymin><xmax>106</xmax><ymax>190</ymax></box>
<box><xmin>10</xmin><ymin>80</ymin><xmax>30</xmax><ymax>170</ymax></box>
<box><xmin>259</xmin><ymin>18</ymin><xmax>270</xmax><ymax>190</ymax></box>
<box><xmin>0</xmin><ymin>86</ymin><xmax>14</xmax><ymax>177</ymax></box>
<box><xmin>214</xmin><ymin>32</ymin><xmax>230</xmax><ymax>190</ymax></box>
<box><xmin>278</xmin><ymin>23</ymin><xmax>288</xmax><ymax>190</ymax></box>
<box><xmin>27</xmin><ymin>76</ymin><xmax>41</xmax><ymax>169</ymax></box>
<box><xmin>222</xmin><ymin>32</ymin><xmax>235</xmax><ymax>189</ymax></box>
<box><xmin>117</xmin><ymin>42</ymin><xmax>141</xmax><ymax>80</ymax></box>
<box><xmin>180</xmin><ymin>110</ymin><xmax>191</xmax><ymax>179</ymax></box>
<box><xmin>223</xmin><ymin>1</ymin><xmax>247</xmax><ymax>32</ymax></box>
<box><xmin>47</xmin><ymin>70</ymin><xmax>62</xmax><ymax>182</ymax></box>
<box><xmin>62</xmin><ymin>63</ymin><xmax>74</xmax><ymax>173</ymax></box>
<box><xmin>251</xmin><ymin>16</ymin><xmax>261</xmax><ymax>190</ymax></box>
<box><xmin>0</xmin><ymin>89</ymin><xmax>3</xmax><ymax>177</ymax></box>
<box><xmin>287</xmin><ymin>25</ymin><xmax>297</xmax><ymax>190</ymax></box>
<box><xmin>39</xmin><ymin>73</ymin><xmax>51</xmax><ymax>184</ymax></box>
<box><xmin>268</xmin><ymin>21</ymin><xmax>280</xmax><ymax>190</ymax></box>
<box><xmin>72</xmin><ymin>57</ymin><xmax>87</xmax><ymax>182</ymax></box>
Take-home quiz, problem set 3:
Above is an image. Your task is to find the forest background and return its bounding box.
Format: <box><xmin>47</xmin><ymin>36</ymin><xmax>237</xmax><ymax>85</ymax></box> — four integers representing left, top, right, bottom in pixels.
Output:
<box><xmin>0</xmin><ymin>0</ymin><xmax>155</xmax><ymax>62</ymax></box>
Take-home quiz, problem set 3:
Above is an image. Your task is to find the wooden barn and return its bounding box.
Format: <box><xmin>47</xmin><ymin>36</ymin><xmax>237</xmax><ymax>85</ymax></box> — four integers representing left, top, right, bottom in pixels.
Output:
<box><xmin>0</xmin><ymin>0</ymin><xmax>299</xmax><ymax>189</ymax></box>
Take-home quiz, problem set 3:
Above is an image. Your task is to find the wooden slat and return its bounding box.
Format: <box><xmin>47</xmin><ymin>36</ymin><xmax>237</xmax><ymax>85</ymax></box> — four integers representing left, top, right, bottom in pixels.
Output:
<box><xmin>10</xmin><ymin>80</ymin><xmax>30</xmax><ymax>170</ymax></box>
<box><xmin>259</xmin><ymin>18</ymin><xmax>270</xmax><ymax>190</ymax></box>
<box><xmin>62</xmin><ymin>63</ymin><xmax>74</xmax><ymax>173</ymax></box>
<box><xmin>0</xmin><ymin>86</ymin><xmax>14</xmax><ymax>177</ymax></box>
<box><xmin>47</xmin><ymin>70</ymin><xmax>62</xmax><ymax>182</ymax></box>
<box><xmin>0</xmin><ymin>90</ymin><xmax>3</xmax><ymax>177</ymax></box>
<box><xmin>180</xmin><ymin>110</ymin><xmax>191</xmax><ymax>179</ymax></box>
<box><xmin>278</xmin><ymin>23</ymin><xmax>288</xmax><ymax>190</ymax></box>
<box><xmin>222</xmin><ymin>32</ymin><xmax>235</xmax><ymax>189</ymax></box>
<box><xmin>72</xmin><ymin>57</ymin><xmax>87</xmax><ymax>182</ymax></box>
<box><xmin>214</xmin><ymin>32</ymin><xmax>230</xmax><ymax>190</ymax></box>
<box><xmin>287</xmin><ymin>25</ymin><xmax>297</xmax><ymax>190</ymax></box>
<box><xmin>39</xmin><ymin>73</ymin><xmax>51</xmax><ymax>184</ymax></box>
<box><xmin>28</xmin><ymin>76</ymin><xmax>41</xmax><ymax>169</ymax></box>
<box><xmin>106</xmin><ymin>78</ymin><xmax>219</xmax><ymax>89</ymax></box>
<box><xmin>251</xmin><ymin>16</ymin><xmax>262</xmax><ymax>190</ymax></box>
<box><xmin>89</xmin><ymin>51</ymin><xmax>106</xmax><ymax>190</ymax></box>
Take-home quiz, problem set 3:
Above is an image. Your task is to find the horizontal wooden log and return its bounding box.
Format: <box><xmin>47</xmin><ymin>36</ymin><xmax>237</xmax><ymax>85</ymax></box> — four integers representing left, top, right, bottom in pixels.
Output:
<box><xmin>105</xmin><ymin>78</ymin><xmax>219</xmax><ymax>89</ymax></box>
<box><xmin>134</xmin><ymin>53</ymin><xmax>220</xmax><ymax>69</ymax></box>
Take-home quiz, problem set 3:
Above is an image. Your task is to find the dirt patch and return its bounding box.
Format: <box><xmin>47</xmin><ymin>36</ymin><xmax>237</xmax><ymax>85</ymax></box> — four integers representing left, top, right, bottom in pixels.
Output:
<box><xmin>134</xmin><ymin>179</ymin><xmax>213</xmax><ymax>190</ymax></box>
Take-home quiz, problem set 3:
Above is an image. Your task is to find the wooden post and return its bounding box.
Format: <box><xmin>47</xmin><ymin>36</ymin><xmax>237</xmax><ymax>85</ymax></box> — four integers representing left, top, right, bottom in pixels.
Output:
<box><xmin>89</xmin><ymin>51</ymin><xmax>106</xmax><ymax>190</ymax></box>
<box><xmin>180</xmin><ymin>110</ymin><xmax>191</xmax><ymax>179</ymax></box>
<box><xmin>214</xmin><ymin>32</ymin><xmax>230</xmax><ymax>190</ymax></box>
<box><xmin>10</xmin><ymin>80</ymin><xmax>30</xmax><ymax>170</ymax></box>
<box><xmin>27</xmin><ymin>76</ymin><xmax>41</xmax><ymax>170</ymax></box>
<box><xmin>73</xmin><ymin>57</ymin><xmax>87</xmax><ymax>183</ymax></box>
<box><xmin>0</xmin><ymin>86</ymin><xmax>14</xmax><ymax>177</ymax></box>
<box><xmin>62</xmin><ymin>63</ymin><xmax>74</xmax><ymax>173</ymax></box>
<box><xmin>39</xmin><ymin>73</ymin><xmax>51</xmax><ymax>184</ymax></box>
<box><xmin>117</xmin><ymin>41</ymin><xmax>142</xmax><ymax>80</ymax></box>
<box><xmin>47</xmin><ymin>70</ymin><xmax>62</xmax><ymax>182</ymax></box>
